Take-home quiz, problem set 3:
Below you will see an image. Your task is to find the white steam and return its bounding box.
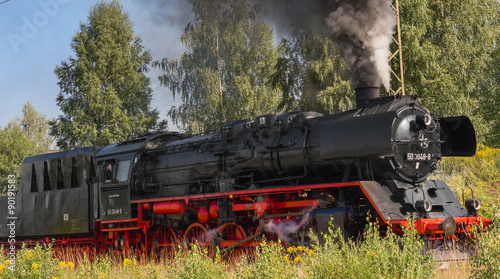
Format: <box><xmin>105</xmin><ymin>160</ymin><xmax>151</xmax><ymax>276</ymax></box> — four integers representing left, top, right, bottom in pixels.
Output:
<box><xmin>263</xmin><ymin>207</ymin><xmax>315</xmax><ymax>242</ymax></box>
<box><xmin>326</xmin><ymin>0</ymin><xmax>396</xmax><ymax>90</ymax></box>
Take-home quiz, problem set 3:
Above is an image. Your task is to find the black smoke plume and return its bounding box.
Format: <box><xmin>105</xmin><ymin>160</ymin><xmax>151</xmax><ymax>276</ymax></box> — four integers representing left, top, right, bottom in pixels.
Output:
<box><xmin>253</xmin><ymin>0</ymin><xmax>396</xmax><ymax>90</ymax></box>
<box><xmin>326</xmin><ymin>0</ymin><xmax>396</xmax><ymax>90</ymax></box>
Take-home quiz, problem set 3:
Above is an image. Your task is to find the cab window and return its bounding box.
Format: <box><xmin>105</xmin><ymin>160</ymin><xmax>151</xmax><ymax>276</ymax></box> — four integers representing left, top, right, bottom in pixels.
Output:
<box><xmin>101</xmin><ymin>159</ymin><xmax>131</xmax><ymax>183</ymax></box>
<box><xmin>115</xmin><ymin>160</ymin><xmax>131</xmax><ymax>182</ymax></box>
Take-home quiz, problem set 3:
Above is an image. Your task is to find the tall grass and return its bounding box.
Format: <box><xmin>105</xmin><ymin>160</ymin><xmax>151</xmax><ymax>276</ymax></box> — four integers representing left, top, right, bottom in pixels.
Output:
<box><xmin>0</xmin><ymin>221</ymin><xmax>436</xmax><ymax>279</ymax></box>
<box><xmin>470</xmin><ymin>221</ymin><xmax>500</xmax><ymax>279</ymax></box>
<box><xmin>1</xmin><ymin>219</ymin><xmax>499</xmax><ymax>278</ymax></box>
<box><xmin>301</xmin><ymin>218</ymin><xmax>435</xmax><ymax>279</ymax></box>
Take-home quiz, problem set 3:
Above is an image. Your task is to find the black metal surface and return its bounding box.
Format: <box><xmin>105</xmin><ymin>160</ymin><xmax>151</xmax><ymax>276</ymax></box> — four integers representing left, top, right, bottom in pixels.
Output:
<box><xmin>355</xmin><ymin>87</ymin><xmax>380</xmax><ymax>108</ymax></box>
<box><xmin>22</xmin><ymin>146</ymin><xmax>98</xmax><ymax>164</ymax></box>
<box><xmin>96</xmin><ymin>140</ymin><xmax>146</xmax><ymax>158</ymax></box>
<box><xmin>0</xmin><ymin>195</ymin><xmax>22</xmax><ymax>238</ymax></box>
<box><xmin>100</xmin><ymin>185</ymin><xmax>131</xmax><ymax>221</ymax></box>
<box><xmin>319</xmin><ymin>112</ymin><xmax>395</xmax><ymax>159</ymax></box>
<box><xmin>362</xmin><ymin>179</ymin><xmax>468</xmax><ymax>222</ymax></box>
<box><xmin>30</xmin><ymin>188</ymin><xmax>90</xmax><ymax>236</ymax></box>
<box><xmin>1</xmin><ymin>147</ymin><xmax>98</xmax><ymax>237</ymax></box>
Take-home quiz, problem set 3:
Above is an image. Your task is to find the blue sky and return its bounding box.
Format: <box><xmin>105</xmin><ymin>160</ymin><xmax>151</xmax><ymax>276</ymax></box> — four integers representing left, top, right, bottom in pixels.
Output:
<box><xmin>0</xmin><ymin>0</ymin><xmax>193</xmax><ymax>128</ymax></box>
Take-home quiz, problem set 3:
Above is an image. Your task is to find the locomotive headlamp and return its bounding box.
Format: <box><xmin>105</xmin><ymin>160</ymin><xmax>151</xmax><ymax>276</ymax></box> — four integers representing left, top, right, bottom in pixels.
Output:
<box><xmin>416</xmin><ymin>114</ymin><xmax>432</xmax><ymax>127</ymax></box>
<box><xmin>415</xmin><ymin>199</ymin><xmax>432</xmax><ymax>212</ymax></box>
<box><xmin>465</xmin><ymin>198</ymin><xmax>481</xmax><ymax>213</ymax></box>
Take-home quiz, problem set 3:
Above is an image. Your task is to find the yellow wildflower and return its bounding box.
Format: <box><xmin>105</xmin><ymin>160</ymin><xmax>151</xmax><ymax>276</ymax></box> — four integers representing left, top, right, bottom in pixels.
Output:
<box><xmin>294</xmin><ymin>256</ymin><xmax>300</xmax><ymax>262</ymax></box>
<box><xmin>296</xmin><ymin>246</ymin><xmax>304</xmax><ymax>252</ymax></box>
<box><xmin>286</xmin><ymin>246</ymin><xmax>294</xmax><ymax>253</ymax></box>
<box><xmin>32</xmin><ymin>262</ymin><xmax>39</xmax><ymax>270</ymax></box>
<box><xmin>0</xmin><ymin>264</ymin><xmax>4</xmax><ymax>273</ymax></box>
<box><xmin>67</xmin><ymin>261</ymin><xmax>75</xmax><ymax>269</ymax></box>
<box><xmin>123</xmin><ymin>258</ymin><xmax>132</xmax><ymax>267</ymax></box>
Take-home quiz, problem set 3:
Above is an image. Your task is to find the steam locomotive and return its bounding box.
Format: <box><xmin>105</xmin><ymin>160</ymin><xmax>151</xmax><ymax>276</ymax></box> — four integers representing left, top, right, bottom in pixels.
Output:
<box><xmin>0</xmin><ymin>88</ymin><xmax>490</xmax><ymax>253</ymax></box>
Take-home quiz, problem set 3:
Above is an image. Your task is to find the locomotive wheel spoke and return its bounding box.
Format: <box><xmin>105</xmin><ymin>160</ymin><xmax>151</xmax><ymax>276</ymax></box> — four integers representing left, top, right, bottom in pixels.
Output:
<box><xmin>164</xmin><ymin>227</ymin><xmax>178</xmax><ymax>245</ymax></box>
<box><xmin>183</xmin><ymin>223</ymin><xmax>209</xmax><ymax>245</ymax></box>
<box><xmin>153</xmin><ymin>226</ymin><xmax>178</xmax><ymax>248</ymax></box>
<box><xmin>218</xmin><ymin>223</ymin><xmax>246</xmax><ymax>241</ymax></box>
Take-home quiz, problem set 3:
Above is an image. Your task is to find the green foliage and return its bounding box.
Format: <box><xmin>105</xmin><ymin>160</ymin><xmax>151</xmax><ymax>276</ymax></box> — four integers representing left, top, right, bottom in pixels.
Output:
<box><xmin>0</xmin><ymin>101</ymin><xmax>52</xmax><ymax>194</ymax></box>
<box><xmin>155</xmin><ymin>0</ymin><xmax>283</xmax><ymax>133</ymax></box>
<box><xmin>486</xmin><ymin>39</ymin><xmax>500</xmax><ymax>147</ymax></box>
<box><xmin>397</xmin><ymin>0</ymin><xmax>500</xmax><ymax>145</ymax></box>
<box><xmin>470</xmin><ymin>219</ymin><xmax>500</xmax><ymax>279</ymax></box>
<box><xmin>275</xmin><ymin>31</ymin><xmax>353</xmax><ymax>114</ymax></box>
<box><xmin>431</xmin><ymin>145</ymin><xmax>500</xmax><ymax>219</ymax></box>
<box><xmin>19</xmin><ymin>101</ymin><xmax>53</xmax><ymax>153</ymax></box>
<box><xmin>0</xmin><ymin>124</ymin><xmax>31</xmax><ymax>194</ymax></box>
<box><xmin>50</xmin><ymin>0</ymin><xmax>159</xmax><ymax>150</ymax></box>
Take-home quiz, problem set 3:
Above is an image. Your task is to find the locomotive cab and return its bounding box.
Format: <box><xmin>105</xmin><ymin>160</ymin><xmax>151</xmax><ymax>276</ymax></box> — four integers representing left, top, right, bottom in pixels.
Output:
<box><xmin>96</xmin><ymin>139</ymin><xmax>146</xmax><ymax>221</ymax></box>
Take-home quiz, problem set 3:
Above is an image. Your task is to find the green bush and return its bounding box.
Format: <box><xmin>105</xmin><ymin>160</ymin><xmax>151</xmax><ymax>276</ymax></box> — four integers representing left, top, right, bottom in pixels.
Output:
<box><xmin>432</xmin><ymin>145</ymin><xmax>500</xmax><ymax>219</ymax></box>
<box><xmin>0</xmin><ymin>243</ymin><xmax>62</xmax><ymax>279</ymax></box>
<box><xmin>470</xmin><ymin>218</ymin><xmax>500</xmax><ymax>279</ymax></box>
<box><xmin>301</xmin><ymin>219</ymin><xmax>435</xmax><ymax>279</ymax></box>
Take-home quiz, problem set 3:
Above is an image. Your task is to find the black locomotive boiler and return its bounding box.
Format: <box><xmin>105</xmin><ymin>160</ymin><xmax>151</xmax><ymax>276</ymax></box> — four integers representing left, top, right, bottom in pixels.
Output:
<box><xmin>0</xmin><ymin>88</ymin><xmax>490</xmax><ymax>252</ymax></box>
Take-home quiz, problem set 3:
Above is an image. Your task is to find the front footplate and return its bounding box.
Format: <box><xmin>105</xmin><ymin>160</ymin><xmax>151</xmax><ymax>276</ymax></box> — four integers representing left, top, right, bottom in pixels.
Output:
<box><xmin>415</xmin><ymin>216</ymin><xmax>491</xmax><ymax>239</ymax></box>
<box><xmin>389</xmin><ymin>216</ymin><xmax>491</xmax><ymax>240</ymax></box>
<box><xmin>391</xmin><ymin>216</ymin><xmax>491</xmax><ymax>261</ymax></box>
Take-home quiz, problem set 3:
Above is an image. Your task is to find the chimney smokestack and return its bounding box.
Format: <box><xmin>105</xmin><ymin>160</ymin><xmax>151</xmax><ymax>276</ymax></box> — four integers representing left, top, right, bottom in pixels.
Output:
<box><xmin>355</xmin><ymin>87</ymin><xmax>379</xmax><ymax>108</ymax></box>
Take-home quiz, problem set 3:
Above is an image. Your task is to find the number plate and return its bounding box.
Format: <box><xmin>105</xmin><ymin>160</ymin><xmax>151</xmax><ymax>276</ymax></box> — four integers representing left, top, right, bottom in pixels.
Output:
<box><xmin>406</xmin><ymin>153</ymin><xmax>432</xmax><ymax>161</ymax></box>
<box><xmin>107</xmin><ymin>208</ymin><xmax>123</xmax><ymax>215</ymax></box>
